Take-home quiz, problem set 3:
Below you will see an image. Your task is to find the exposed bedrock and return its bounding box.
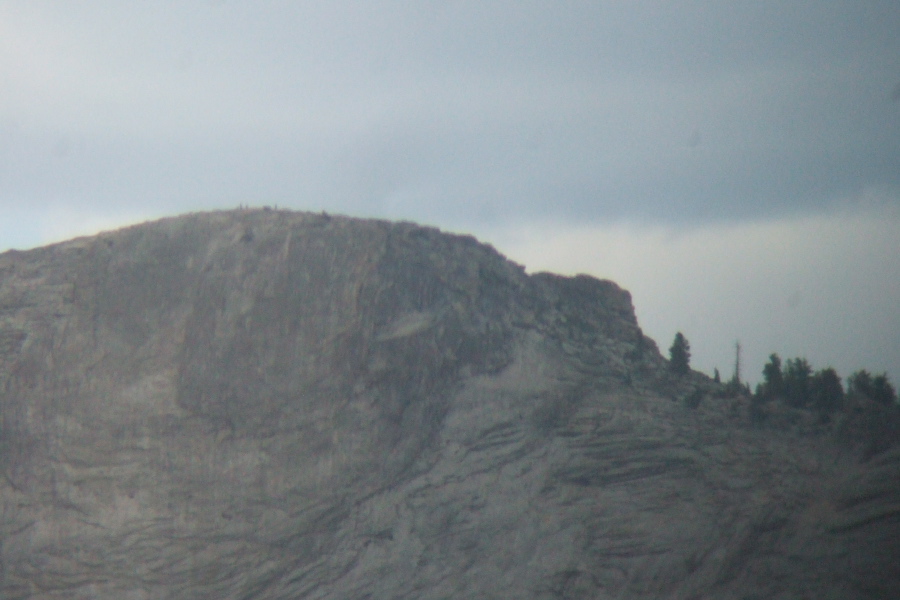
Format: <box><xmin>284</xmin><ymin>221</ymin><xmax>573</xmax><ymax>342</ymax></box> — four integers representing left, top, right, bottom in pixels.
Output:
<box><xmin>0</xmin><ymin>209</ymin><xmax>896</xmax><ymax>599</ymax></box>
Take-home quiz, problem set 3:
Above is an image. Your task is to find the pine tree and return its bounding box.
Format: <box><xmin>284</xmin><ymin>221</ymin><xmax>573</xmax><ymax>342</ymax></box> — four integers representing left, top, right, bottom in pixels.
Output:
<box><xmin>871</xmin><ymin>374</ymin><xmax>898</xmax><ymax>405</ymax></box>
<box><xmin>784</xmin><ymin>357</ymin><xmax>813</xmax><ymax>407</ymax></box>
<box><xmin>761</xmin><ymin>353</ymin><xmax>784</xmax><ymax>399</ymax></box>
<box><xmin>731</xmin><ymin>341</ymin><xmax>742</xmax><ymax>387</ymax></box>
<box><xmin>849</xmin><ymin>370</ymin><xmax>898</xmax><ymax>405</ymax></box>
<box><xmin>668</xmin><ymin>332</ymin><xmax>691</xmax><ymax>376</ymax></box>
<box><xmin>811</xmin><ymin>367</ymin><xmax>844</xmax><ymax>417</ymax></box>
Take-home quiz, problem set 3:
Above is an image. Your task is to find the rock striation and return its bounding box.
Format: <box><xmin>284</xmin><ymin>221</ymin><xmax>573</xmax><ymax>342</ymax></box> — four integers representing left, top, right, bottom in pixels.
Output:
<box><xmin>0</xmin><ymin>209</ymin><xmax>897</xmax><ymax>599</ymax></box>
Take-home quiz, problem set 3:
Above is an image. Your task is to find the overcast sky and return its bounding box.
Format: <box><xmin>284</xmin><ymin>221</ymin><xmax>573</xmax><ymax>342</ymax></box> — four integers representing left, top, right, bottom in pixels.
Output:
<box><xmin>2</xmin><ymin>1</ymin><xmax>898</xmax><ymax>385</ymax></box>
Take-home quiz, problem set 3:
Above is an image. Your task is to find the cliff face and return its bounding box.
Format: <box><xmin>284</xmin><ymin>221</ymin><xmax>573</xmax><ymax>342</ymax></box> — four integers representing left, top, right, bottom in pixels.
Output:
<box><xmin>0</xmin><ymin>210</ymin><xmax>897</xmax><ymax>599</ymax></box>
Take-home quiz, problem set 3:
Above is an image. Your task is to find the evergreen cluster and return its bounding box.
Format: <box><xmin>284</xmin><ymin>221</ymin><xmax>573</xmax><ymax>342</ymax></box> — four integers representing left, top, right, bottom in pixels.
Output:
<box><xmin>666</xmin><ymin>332</ymin><xmax>897</xmax><ymax>424</ymax></box>
<box><xmin>668</xmin><ymin>332</ymin><xmax>691</xmax><ymax>376</ymax></box>
<box><xmin>753</xmin><ymin>352</ymin><xmax>897</xmax><ymax>416</ymax></box>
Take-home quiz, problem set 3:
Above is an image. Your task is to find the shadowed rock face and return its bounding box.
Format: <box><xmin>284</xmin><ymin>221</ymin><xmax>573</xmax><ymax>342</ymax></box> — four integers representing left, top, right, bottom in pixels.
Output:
<box><xmin>0</xmin><ymin>209</ymin><xmax>897</xmax><ymax>599</ymax></box>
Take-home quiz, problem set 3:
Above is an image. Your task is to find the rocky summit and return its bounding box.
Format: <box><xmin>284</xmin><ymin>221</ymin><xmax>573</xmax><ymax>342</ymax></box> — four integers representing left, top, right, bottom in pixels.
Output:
<box><xmin>0</xmin><ymin>209</ymin><xmax>897</xmax><ymax>599</ymax></box>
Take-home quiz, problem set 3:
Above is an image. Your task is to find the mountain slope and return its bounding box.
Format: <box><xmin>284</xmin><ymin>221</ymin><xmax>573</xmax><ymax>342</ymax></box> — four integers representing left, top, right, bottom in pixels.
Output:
<box><xmin>0</xmin><ymin>209</ymin><xmax>897</xmax><ymax>599</ymax></box>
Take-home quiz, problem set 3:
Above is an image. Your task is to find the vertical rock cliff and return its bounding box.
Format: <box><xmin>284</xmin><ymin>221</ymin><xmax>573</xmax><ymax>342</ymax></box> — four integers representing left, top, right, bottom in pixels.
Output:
<box><xmin>0</xmin><ymin>209</ymin><xmax>897</xmax><ymax>599</ymax></box>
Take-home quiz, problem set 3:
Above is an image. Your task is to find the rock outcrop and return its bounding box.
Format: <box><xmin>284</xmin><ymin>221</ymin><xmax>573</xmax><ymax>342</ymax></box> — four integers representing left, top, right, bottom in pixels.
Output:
<box><xmin>0</xmin><ymin>209</ymin><xmax>897</xmax><ymax>599</ymax></box>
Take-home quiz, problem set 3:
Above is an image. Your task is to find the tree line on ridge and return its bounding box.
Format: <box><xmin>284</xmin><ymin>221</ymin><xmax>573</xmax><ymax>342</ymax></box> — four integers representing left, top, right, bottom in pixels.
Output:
<box><xmin>667</xmin><ymin>332</ymin><xmax>898</xmax><ymax>419</ymax></box>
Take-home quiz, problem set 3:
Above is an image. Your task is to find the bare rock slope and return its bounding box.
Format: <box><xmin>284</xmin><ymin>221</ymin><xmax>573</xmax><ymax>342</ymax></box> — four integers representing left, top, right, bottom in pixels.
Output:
<box><xmin>0</xmin><ymin>209</ymin><xmax>897</xmax><ymax>599</ymax></box>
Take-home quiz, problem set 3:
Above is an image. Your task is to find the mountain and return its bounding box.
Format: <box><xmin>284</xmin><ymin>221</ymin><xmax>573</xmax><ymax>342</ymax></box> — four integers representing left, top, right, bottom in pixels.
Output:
<box><xmin>0</xmin><ymin>209</ymin><xmax>897</xmax><ymax>599</ymax></box>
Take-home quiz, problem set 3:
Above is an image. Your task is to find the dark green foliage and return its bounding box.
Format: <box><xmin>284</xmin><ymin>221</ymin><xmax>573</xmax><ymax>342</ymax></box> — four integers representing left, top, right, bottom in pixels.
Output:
<box><xmin>760</xmin><ymin>353</ymin><xmax>784</xmax><ymax>399</ymax></box>
<box><xmin>848</xmin><ymin>370</ymin><xmax>898</xmax><ymax>405</ymax></box>
<box><xmin>757</xmin><ymin>354</ymin><xmax>843</xmax><ymax>413</ymax></box>
<box><xmin>847</xmin><ymin>370</ymin><xmax>873</xmax><ymax>397</ymax></box>
<box><xmin>731</xmin><ymin>341</ymin><xmax>742</xmax><ymax>387</ymax></box>
<box><xmin>811</xmin><ymin>367</ymin><xmax>844</xmax><ymax>418</ymax></box>
<box><xmin>872</xmin><ymin>374</ymin><xmax>898</xmax><ymax>405</ymax></box>
<box><xmin>783</xmin><ymin>357</ymin><xmax>812</xmax><ymax>408</ymax></box>
<box><xmin>713</xmin><ymin>368</ymin><xmax>720</xmax><ymax>384</ymax></box>
<box><xmin>745</xmin><ymin>349</ymin><xmax>899</xmax><ymax>448</ymax></box>
<box><xmin>668</xmin><ymin>332</ymin><xmax>690</xmax><ymax>376</ymax></box>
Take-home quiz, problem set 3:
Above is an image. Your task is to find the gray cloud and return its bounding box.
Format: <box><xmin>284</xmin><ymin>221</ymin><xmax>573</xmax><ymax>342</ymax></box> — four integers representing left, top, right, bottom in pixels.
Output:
<box><xmin>2</xmin><ymin>1</ymin><xmax>898</xmax><ymax>232</ymax></box>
